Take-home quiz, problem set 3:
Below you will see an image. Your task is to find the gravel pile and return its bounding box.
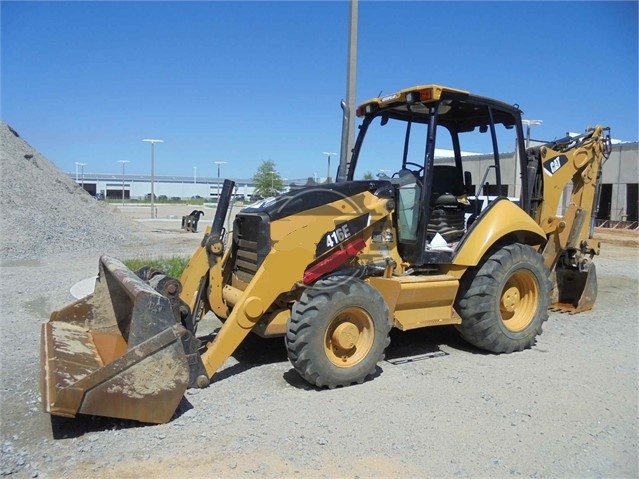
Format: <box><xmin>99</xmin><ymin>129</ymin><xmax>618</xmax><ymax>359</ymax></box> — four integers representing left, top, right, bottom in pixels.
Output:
<box><xmin>0</xmin><ymin>122</ymin><xmax>144</xmax><ymax>261</ymax></box>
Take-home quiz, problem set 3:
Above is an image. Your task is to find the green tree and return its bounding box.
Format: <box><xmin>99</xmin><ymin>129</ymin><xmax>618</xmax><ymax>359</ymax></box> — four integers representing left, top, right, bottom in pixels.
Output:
<box><xmin>252</xmin><ymin>160</ymin><xmax>284</xmax><ymax>198</ymax></box>
<box><xmin>362</xmin><ymin>171</ymin><xmax>374</xmax><ymax>180</ymax></box>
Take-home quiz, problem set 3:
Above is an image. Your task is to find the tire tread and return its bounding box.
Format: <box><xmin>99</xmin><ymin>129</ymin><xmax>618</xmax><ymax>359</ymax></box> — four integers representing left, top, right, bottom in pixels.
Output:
<box><xmin>455</xmin><ymin>243</ymin><xmax>552</xmax><ymax>353</ymax></box>
<box><xmin>286</xmin><ymin>276</ymin><xmax>391</xmax><ymax>388</ymax></box>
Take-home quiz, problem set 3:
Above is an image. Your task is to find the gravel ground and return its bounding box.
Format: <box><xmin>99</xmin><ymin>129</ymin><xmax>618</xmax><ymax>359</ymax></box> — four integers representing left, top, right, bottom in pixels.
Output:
<box><xmin>0</xmin><ymin>124</ymin><xmax>637</xmax><ymax>478</ymax></box>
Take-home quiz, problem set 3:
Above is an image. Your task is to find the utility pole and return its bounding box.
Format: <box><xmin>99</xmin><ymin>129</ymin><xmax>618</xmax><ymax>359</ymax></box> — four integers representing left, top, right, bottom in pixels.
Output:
<box><xmin>142</xmin><ymin>139</ymin><xmax>163</xmax><ymax>218</ymax></box>
<box><xmin>338</xmin><ymin>0</ymin><xmax>358</xmax><ymax>182</ymax></box>
<box><xmin>117</xmin><ymin>160</ymin><xmax>130</xmax><ymax>206</ymax></box>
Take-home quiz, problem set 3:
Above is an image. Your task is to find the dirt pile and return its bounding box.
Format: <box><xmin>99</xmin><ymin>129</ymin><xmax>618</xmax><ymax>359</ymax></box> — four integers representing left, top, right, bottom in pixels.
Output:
<box><xmin>594</xmin><ymin>227</ymin><xmax>639</xmax><ymax>248</ymax></box>
<box><xmin>0</xmin><ymin>122</ymin><xmax>144</xmax><ymax>261</ymax></box>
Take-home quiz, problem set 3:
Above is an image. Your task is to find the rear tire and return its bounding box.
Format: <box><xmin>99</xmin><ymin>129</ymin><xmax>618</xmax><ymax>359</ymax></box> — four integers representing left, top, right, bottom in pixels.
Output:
<box><xmin>286</xmin><ymin>276</ymin><xmax>392</xmax><ymax>388</ymax></box>
<box><xmin>455</xmin><ymin>243</ymin><xmax>552</xmax><ymax>353</ymax></box>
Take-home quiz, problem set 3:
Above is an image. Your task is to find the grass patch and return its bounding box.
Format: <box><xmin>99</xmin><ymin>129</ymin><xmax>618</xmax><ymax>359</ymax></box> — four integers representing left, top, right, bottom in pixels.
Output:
<box><xmin>123</xmin><ymin>255</ymin><xmax>190</xmax><ymax>279</ymax></box>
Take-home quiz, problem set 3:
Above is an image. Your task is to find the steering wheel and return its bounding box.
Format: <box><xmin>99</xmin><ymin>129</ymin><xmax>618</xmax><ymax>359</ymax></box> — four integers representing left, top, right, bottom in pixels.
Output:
<box><xmin>391</xmin><ymin>162</ymin><xmax>424</xmax><ymax>188</ymax></box>
<box><xmin>403</xmin><ymin>162</ymin><xmax>424</xmax><ymax>176</ymax></box>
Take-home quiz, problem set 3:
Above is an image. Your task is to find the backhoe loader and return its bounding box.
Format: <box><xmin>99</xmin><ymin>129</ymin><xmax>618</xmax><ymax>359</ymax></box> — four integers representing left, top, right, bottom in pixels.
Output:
<box><xmin>41</xmin><ymin>84</ymin><xmax>612</xmax><ymax>423</ymax></box>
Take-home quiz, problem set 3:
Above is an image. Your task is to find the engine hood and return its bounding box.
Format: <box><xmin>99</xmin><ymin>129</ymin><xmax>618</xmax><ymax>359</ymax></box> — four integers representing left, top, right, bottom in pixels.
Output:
<box><xmin>241</xmin><ymin>181</ymin><xmax>390</xmax><ymax>221</ymax></box>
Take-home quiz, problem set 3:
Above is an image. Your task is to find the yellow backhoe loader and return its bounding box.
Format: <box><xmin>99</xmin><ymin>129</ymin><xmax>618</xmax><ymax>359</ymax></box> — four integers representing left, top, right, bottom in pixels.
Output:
<box><xmin>41</xmin><ymin>85</ymin><xmax>612</xmax><ymax>424</ymax></box>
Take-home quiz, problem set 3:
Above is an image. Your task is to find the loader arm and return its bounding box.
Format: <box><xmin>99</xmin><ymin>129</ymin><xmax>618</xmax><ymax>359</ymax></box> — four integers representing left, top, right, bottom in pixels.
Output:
<box><xmin>199</xmin><ymin>242</ymin><xmax>312</xmax><ymax>377</ymax></box>
<box><xmin>178</xmin><ymin>179</ymin><xmax>236</xmax><ymax>329</ymax></box>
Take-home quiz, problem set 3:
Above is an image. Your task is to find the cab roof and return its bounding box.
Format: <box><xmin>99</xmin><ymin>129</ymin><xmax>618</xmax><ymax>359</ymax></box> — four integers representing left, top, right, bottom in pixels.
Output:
<box><xmin>356</xmin><ymin>84</ymin><xmax>522</xmax><ymax>132</ymax></box>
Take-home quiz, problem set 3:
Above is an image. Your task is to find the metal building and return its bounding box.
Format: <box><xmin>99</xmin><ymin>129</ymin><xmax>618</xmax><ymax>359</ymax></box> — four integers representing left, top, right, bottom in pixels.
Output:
<box><xmin>68</xmin><ymin>172</ymin><xmax>313</xmax><ymax>202</ymax></box>
<box><xmin>433</xmin><ymin>140</ymin><xmax>638</xmax><ymax>228</ymax></box>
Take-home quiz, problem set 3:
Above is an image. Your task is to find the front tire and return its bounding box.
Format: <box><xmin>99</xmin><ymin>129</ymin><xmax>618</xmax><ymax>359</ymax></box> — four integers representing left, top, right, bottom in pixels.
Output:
<box><xmin>455</xmin><ymin>243</ymin><xmax>552</xmax><ymax>353</ymax></box>
<box><xmin>286</xmin><ymin>276</ymin><xmax>392</xmax><ymax>388</ymax></box>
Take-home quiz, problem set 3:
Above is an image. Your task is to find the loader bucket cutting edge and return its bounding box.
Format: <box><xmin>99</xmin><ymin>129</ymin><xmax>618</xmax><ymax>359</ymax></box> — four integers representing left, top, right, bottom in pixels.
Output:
<box><xmin>551</xmin><ymin>262</ymin><xmax>598</xmax><ymax>314</ymax></box>
<box><xmin>40</xmin><ymin>255</ymin><xmax>191</xmax><ymax>424</ymax></box>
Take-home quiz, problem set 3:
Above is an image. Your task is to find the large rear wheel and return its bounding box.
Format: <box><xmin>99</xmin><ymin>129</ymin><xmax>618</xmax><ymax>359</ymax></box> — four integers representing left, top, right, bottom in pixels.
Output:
<box><xmin>286</xmin><ymin>276</ymin><xmax>392</xmax><ymax>388</ymax></box>
<box><xmin>455</xmin><ymin>243</ymin><xmax>552</xmax><ymax>353</ymax></box>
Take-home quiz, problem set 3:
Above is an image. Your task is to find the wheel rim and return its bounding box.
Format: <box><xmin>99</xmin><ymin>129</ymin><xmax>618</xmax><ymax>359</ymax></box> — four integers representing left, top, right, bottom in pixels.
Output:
<box><xmin>500</xmin><ymin>269</ymin><xmax>539</xmax><ymax>332</ymax></box>
<box><xmin>324</xmin><ymin>307</ymin><xmax>375</xmax><ymax>367</ymax></box>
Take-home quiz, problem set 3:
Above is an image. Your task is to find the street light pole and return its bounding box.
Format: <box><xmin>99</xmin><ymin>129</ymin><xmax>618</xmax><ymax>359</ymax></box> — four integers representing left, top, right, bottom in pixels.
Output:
<box><xmin>522</xmin><ymin>119</ymin><xmax>543</xmax><ymax>148</ymax></box>
<box><xmin>76</xmin><ymin>162</ymin><xmax>87</xmax><ymax>189</ymax></box>
<box><xmin>75</xmin><ymin>162</ymin><xmax>86</xmax><ymax>184</ymax></box>
<box><xmin>117</xmin><ymin>160</ymin><xmax>130</xmax><ymax>206</ymax></box>
<box><xmin>142</xmin><ymin>139</ymin><xmax>163</xmax><ymax>218</ymax></box>
<box><xmin>213</xmin><ymin>161</ymin><xmax>227</xmax><ymax>203</ymax></box>
<box><xmin>323</xmin><ymin>152</ymin><xmax>336</xmax><ymax>183</ymax></box>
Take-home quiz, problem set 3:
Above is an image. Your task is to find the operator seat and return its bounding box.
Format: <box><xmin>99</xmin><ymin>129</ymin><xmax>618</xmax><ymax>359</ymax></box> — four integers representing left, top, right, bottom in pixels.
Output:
<box><xmin>427</xmin><ymin>165</ymin><xmax>467</xmax><ymax>243</ymax></box>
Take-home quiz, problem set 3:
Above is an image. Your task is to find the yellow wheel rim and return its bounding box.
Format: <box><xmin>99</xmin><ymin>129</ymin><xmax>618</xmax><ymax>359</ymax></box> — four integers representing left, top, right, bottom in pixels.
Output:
<box><xmin>324</xmin><ymin>307</ymin><xmax>375</xmax><ymax>367</ymax></box>
<box><xmin>500</xmin><ymin>269</ymin><xmax>539</xmax><ymax>332</ymax></box>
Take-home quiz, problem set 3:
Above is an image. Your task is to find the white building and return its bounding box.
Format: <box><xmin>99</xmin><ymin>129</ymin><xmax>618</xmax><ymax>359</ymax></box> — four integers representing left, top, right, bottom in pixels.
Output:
<box><xmin>69</xmin><ymin>173</ymin><xmax>318</xmax><ymax>201</ymax></box>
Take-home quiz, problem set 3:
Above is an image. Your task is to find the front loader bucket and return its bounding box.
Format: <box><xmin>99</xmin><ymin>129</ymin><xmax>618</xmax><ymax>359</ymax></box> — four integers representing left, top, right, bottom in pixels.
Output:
<box><xmin>40</xmin><ymin>256</ymin><xmax>190</xmax><ymax>424</ymax></box>
<box><xmin>551</xmin><ymin>262</ymin><xmax>598</xmax><ymax>314</ymax></box>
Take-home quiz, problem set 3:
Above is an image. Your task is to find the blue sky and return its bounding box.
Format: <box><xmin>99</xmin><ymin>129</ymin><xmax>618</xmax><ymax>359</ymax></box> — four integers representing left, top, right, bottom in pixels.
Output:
<box><xmin>2</xmin><ymin>1</ymin><xmax>637</xmax><ymax>181</ymax></box>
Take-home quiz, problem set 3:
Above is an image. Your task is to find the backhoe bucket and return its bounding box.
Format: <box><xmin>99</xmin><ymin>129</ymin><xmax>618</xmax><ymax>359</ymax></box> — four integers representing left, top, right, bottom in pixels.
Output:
<box><xmin>551</xmin><ymin>262</ymin><xmax>598</xmax><ymax>314</ymax></box>
<box><xmin>40</xmin><ymin>256</ymin><xmax>190</xmax><ymax>424</ymax></box>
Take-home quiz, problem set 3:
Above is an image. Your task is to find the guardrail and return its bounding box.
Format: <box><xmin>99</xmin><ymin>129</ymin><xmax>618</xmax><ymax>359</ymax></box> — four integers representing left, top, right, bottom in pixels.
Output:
<box><xmin>595</xmin><ymin>219</ymin><xmax>639</xmax><ymax>230</ymax></box>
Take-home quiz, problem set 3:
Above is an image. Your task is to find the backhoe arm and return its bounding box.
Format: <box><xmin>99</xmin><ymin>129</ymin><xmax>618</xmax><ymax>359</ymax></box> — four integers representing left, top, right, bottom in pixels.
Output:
<box><xmin>528</xmin><ymin>125</ymin><xmax>611</xmax><ymax>312</ymax></box>
<box><xmin>530</xmin><ymin>125</ymin><xmax>611</xmax><ymax>269</ymax></box>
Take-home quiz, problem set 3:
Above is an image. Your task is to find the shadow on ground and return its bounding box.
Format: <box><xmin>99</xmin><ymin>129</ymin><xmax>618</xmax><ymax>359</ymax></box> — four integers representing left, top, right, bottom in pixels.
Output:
<box><xmin>48</xmin><ymin>325</ymin><xmax>479</xmax><ymax>436</ymax></box>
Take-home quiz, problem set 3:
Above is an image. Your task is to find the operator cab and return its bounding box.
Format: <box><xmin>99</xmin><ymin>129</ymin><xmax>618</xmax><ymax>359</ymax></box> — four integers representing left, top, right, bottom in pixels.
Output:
<box><xmin>347</xmin><ymin>85</ymin><xmax>528</xmax><ymax>266</ymax></box>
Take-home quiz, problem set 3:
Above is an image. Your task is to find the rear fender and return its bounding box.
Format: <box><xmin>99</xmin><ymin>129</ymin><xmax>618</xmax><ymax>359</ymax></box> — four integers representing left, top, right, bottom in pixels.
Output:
<box><xmin>454</xmin><ymin>200</ymin><xmax>546</xmax><ymax>266</ymax></box>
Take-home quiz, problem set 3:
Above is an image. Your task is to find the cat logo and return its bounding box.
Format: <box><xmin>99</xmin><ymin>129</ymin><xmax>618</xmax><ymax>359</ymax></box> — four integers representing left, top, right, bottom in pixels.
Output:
<box><xmin>543</xmin><ymin>154</ymin><xmax>568</xmax><ymax>175</ymax></box>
